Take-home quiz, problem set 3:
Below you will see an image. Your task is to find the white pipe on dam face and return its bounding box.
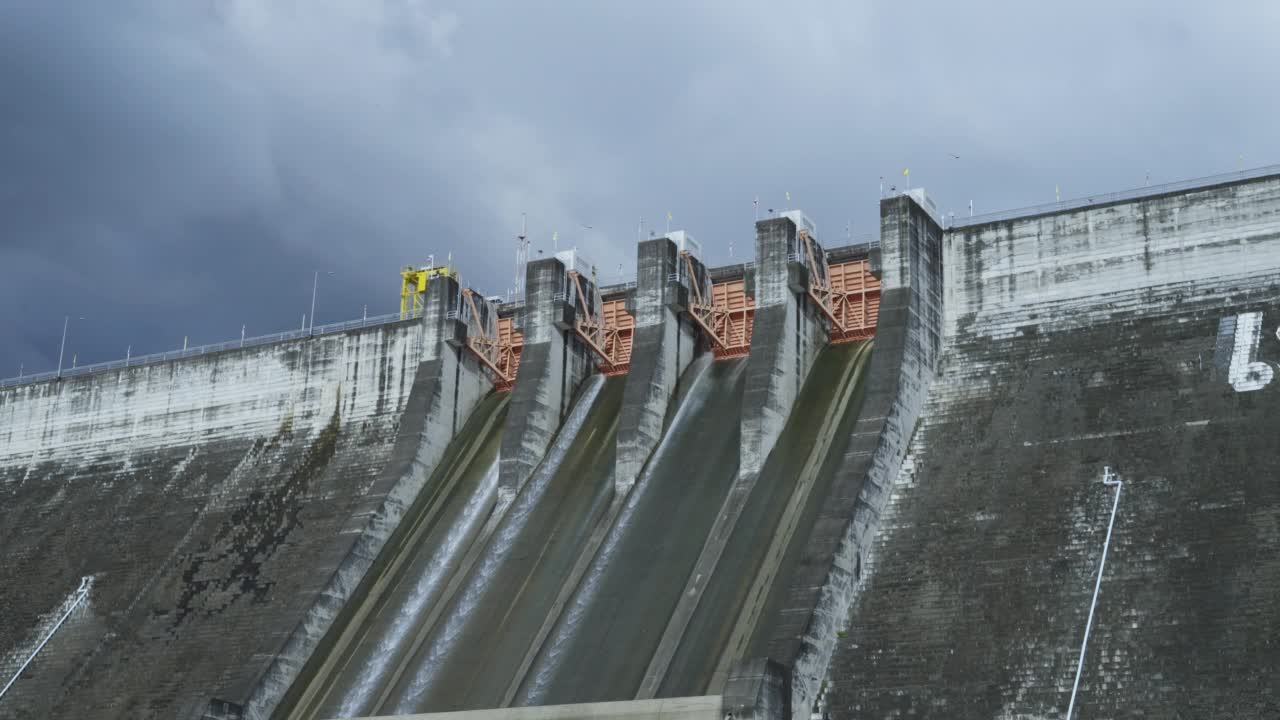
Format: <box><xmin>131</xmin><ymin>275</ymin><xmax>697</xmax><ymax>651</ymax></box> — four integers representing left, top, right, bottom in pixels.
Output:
<box><xmin>1065</xmin><ymin>466</ymin><xmax>1123</xmax><ymax>720</ymax></box>
<box><xmin>389</xmin><ymin>374</ymin><xmax>606</xmax><ymax>715</ymax></box>
<box><xmin>334</xmin><ymin>457</ymin><xmax>502</xmax><ymax>718</ymax></box>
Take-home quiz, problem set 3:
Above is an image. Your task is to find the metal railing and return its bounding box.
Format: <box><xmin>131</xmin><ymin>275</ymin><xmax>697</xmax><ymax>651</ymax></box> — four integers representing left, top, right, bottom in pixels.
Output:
<box><xmin>1</xmin><ymin>310</ymin><xmax>423</xmax><ymax>389</ymax></box>
<box><xmin>842</xmin><ymin>233</ymin><xmax>881</xmax><ymax>249</ymax></box>
<box><xmin>598</xmin><ymin>278</ymin><xmax>637</xmax><ymax>294</ymax></box>
<box><xmin>952</xmin><ymin>163</ymin><xmax>1280</xmax><ymax>228</ymax></box>
<box><xmin>0</xmin><ymin>576</ymin><xmax>93</xmax><ymax>704</ymax></box>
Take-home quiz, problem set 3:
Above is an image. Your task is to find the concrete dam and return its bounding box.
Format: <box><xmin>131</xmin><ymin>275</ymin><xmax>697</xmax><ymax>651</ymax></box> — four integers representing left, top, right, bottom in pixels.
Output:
<box><xmin>1</xmin><ymin>169</ymin><xmax>1279</xmax><ymax>720</ymax></box>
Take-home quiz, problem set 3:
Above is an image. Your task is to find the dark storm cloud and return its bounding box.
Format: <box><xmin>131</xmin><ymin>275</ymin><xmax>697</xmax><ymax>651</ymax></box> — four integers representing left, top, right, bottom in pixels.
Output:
<box><xmin>2</xmin><ymin>0</ymin><xmax>1278</xmax><ymax>376</ymax></box>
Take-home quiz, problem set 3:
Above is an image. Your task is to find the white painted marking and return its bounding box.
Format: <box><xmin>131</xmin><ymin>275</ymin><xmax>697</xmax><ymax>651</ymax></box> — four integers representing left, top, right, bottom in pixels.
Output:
<box><xmin>1023</xmin><ymin>419</ymin><xmax>1223</xmax><ymax>447</ymax></box>
<box><xmin>1228</xmin><ymin>312</ymin><xmax>1272</xmax><ymax>392</ymax></box>
<box><xmin>1066</xmin><ymin>466</ymin><xmax>1123</xmax><ymax>720</ymax></box>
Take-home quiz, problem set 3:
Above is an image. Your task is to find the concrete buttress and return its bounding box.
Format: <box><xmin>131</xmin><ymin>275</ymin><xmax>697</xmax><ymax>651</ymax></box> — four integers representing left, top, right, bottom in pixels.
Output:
<box><xmin>636</xmin><ymin>215</ymin><xmax>830</xmax><ymax>700</ymax></box>
<box><xmin>616</xmin><ymin>237</ymin><xmax>703</xmax><ymax>493</ymax></box>
<box><xmin>766</xmin><ymin>193</ymin><xmax>943</xmax><ymax>716</ymax></box>
<box><xmin>740</xmin><ymin>215</ymin><xmax>829</xmax><ymax>478</ymax></box>
<box><xmin>498</xmin><ymin>257</ymin><xmax>594</xmax><ymax>504</ymax></box>
<box><xmin>242</xmin><ymin>274</ymin><xmax>494</xmax><ymax>719</ymax></box>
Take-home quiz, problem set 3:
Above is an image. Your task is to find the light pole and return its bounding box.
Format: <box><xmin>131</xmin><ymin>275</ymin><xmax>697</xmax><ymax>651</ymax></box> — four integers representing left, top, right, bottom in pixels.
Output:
<box><xmin>56</xmin><ymin>315</ymin><xmax>84</xmax><ymax>379</ymax></box>
<box><xmin>309</xmin><ymin>271</ymin><xmax>334</xmax><ymax>336</ymax></box>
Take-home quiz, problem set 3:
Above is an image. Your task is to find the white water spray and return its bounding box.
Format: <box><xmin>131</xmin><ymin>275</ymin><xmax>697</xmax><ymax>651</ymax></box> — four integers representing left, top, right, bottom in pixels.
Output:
<box><xmin>520</xmin><ymin>358</ymin><xmax>717</xmax><ymax>704</ymax></box>
<box><xmin>335</xmin><ymin>457</ymin><xmax>501</xmax><ymax>718</ymax></box>
<box><xmin>391</xmin><ymin>374</ymin><xmax>606</xmax><ymax>713</ymax></box>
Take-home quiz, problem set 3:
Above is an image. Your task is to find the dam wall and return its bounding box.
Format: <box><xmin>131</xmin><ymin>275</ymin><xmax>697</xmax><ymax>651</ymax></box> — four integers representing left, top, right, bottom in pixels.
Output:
<box><xmin>0</xmin><ymin>319</ymin><xmax>422</xmax><ymax>718</ymax></box>
<box><xmin>742</xmin><ymin>193</ymin><xmax>944</xmax><ymax>716</ymax></box>
<box><xmin>0</xmin><ymin>276</ymin><xmax>495</xmax><ymax>719</ymax></box>
<box><xmin>242</xmin><ymin>276</ymin><xmax>494</xmax><ymax>720</ymax></box>
<box><xmin>828</xmin><ymin>173</ymin><xmax>1280</xmax><ymax>718</ymax></box>
<box><xmin>740</xmin><ymin>215</ymin><xmax>830</xmax><ymax>479</ymax></box>
<box><xmin>640</xmin><ymin>215</ymin><xmax>839</xmax><ymax>701</ymax></box>
<box><xmin>8</xmin><ymin>167</ymin><xmax>1280</xmax><ymax>720</ymax></box>
<box><xmin>615</xmin><ymin>237</ymin><xmax>702</xmax><ymax>493</ymax></box>
<box><xmin>498</xmin><ymin>257</ymin><xmax>594</xmax><ymax>503</ymax></box>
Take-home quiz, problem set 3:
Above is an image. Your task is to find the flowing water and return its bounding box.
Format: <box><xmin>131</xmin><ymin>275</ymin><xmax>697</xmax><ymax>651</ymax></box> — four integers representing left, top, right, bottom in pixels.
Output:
<box><xmin>519</xmin><ymin>358</ymin><xmax>748</xmax><ymax>706</ymax></box>
<box><xmin>660</xmin><ymin>341</ymin><xmax>874</xmax><ymax>696</ymax></box>
<box><xmin>286</xmin><ymin>392</ymin><xmax>509</xmax><ymax>720</ymax></box>
<box><xmin>382</xmin><ymin>374</ymin><xmax>612</xmax><ymax>714</ymax></box>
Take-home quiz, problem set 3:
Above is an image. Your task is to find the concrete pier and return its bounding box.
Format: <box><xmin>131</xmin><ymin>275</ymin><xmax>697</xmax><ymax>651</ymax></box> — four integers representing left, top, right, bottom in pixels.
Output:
<box><xmin>635</xmin><ymin>214</ymin><xmax>832</xmax><ymax>700</ymax></box>
<box><xmin>498</xmin><ymin>257</ymin><xmax>595</xmax><ymax>503</ymax></box>
<box><xmin>769</xmin><ymin>191</ymin><xmax>944</xmax><ymax>715</ymax></box>
<box><xmin>739</xmin><ymin>214</ymin><xmax>830</xmax><ymax>478</ymax></box>
<box><xmin>243</xmin><ymin>276</ymin><xmax>495</xmax><ymax>719</ymax></box>
<box><xmin>0</xmin><ymin>278</ymin><xmax>491</xmax><ymax>718</ymax></box>
<box><xmin>616</xmin><ymin>236</ymin><xmax>703</xmax><ymax>493</ymax></box>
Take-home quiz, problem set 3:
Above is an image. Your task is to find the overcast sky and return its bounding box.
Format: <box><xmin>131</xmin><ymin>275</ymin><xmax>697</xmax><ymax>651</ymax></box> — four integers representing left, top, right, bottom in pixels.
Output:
<box><xmin>2</xmin><ymin>1</ymin><xmax>1278</xmax><ymax>376</ymax></box>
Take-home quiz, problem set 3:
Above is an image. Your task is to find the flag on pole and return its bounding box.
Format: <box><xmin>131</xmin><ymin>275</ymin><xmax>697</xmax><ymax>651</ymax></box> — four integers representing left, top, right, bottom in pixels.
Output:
<box><xmin>902</xmin><ymin>168</ymin><xmax>909</xmax><ymax>176</ymax></box>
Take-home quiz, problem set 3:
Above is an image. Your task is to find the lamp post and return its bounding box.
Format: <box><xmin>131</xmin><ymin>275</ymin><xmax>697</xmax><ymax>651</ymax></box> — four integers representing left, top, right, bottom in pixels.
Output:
<box><xmin>56</xmin><ymin>315</ymin><xmax>84</xmax><ymax>379</ymax></box>
<box><xmin>310</xmin><ymin>271</ymin><xmax>335</xmax><ymax>336</ymax></box>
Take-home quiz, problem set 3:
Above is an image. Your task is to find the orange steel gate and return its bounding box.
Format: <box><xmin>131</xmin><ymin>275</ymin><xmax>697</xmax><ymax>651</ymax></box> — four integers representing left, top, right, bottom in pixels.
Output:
<box><xmin>463</xmin><ymin>247</ymin><xmax>872</xmax><ymax>391</ymax></box>
<box><xmin>567</xmin><ymin>271</ymin><xmax>634</xmax><ymax>375</ymax></box>
<box><xmin>709</xmin><ymin>278</ymin><xmax>754</xmax><ymax>358</ymax></box>
<box><xmin>494</xmin><ymin>315</ymin><xmax>523</xmax><ymax>387</ymax></box>
<box><xmin>800</xmin><ymin>231</ymin><xmax>881</xmax><ymax>344</ymax></box>
<box><xmin>825</xmin><ymin>259</ymin><xmax>880</xmax><ymax>343</ymax></box>
<box><xmin>461</xmin><ymin>288</ymin><xmax>523</xmax><ymax>392</ymax></box>
<box><xmin>598</xmin><ymin>297</ymin><xmax>634</xmax><ymax>375</ymax></box>
<box><xmin>681</xmin><ymin>252</ymin><xmax>755</xmax><ymax>359</ymax></box>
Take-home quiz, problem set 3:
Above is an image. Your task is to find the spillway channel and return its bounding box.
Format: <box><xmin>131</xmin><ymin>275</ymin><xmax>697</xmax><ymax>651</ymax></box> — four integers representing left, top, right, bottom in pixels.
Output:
<box><xmin>385</xmin><ymin>375</ymin><xmax>625</xmax><ymax>714</ymax></box>
<box><xmin>281</xmin><ymin>391</ymin><xmax>509</xmax><ymax>720</ymax></box>
<box><xmin>518</xmin><ymin>357</ymin><xmax>748</xmax><ymax>706</ymax></box>
<box><xmin>660</xmin><ymin>341</ymin><xmax>874</xmax><ymax>696</ymax></box>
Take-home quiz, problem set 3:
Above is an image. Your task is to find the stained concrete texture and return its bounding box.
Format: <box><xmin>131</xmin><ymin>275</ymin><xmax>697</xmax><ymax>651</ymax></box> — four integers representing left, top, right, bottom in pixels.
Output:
<box><xmin>370</xmin><ymin>375</ymin><xmax>609</xmax><ymax>716</ymax></box>
<box><xmin>500</xmin><ymin>258</ymin><xmax>594</xmax><ymax>501</ymax></box>
<box><xmin>518</xmin><ymin>359</ymin><xmax>747</xmax><ymax>707</ymax></box>
<box><xmin>397</xmin><ymin>377</ymin><xmax>624</xmax><ymax>714</ymax></box>
<box><xmin>659</xmin><ymin>342</ymin><xmax>874</xmax><ymax>698</ymax></box>
<box><xmin>768</xmin><ymin>194</ymin><xmax>944</xmax><ymax>716</ymax></box>
<box><xmin>831</xmin><ymin>293</ymin><xmax>1280</xmax><ymax>718</ymax></box>
<box><xmin>831</xmin><ymin>175</ymin><xmax>1280</xmax><ymax>719</ymax></box>
<box><xmin>0</xmin><ymin>322</ymin><xmax>434</xmax><ymax>719</ymax></box>
<box><xmin>616</xmin><ymin>237</ymin><xmax>701</xmax><ymax>494</ymax></box>
<box><xmin>279</xmin><ymin>392</ymin><xmax>509</xmax><ymax>720</ymax></box>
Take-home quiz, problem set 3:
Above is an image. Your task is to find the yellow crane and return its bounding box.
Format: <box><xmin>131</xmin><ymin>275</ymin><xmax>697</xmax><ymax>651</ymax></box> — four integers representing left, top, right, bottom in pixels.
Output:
<box><xmin>400</xmin><ymin>262</ymin><xmax>457</xmax><ymax>317</ymax></box>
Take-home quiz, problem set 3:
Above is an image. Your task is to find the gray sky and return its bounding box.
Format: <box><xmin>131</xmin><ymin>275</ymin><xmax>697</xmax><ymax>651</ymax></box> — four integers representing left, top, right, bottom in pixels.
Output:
<box><xmin>3</xmin><ymin>0</ymin><xmax>1278</xmax><ymax>376</ymax></box>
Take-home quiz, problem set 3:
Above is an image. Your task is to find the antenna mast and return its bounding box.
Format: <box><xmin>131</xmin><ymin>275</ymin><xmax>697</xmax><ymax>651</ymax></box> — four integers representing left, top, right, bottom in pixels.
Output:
<box><xmin>515</xmin><ymin>213</ymin><xmax>530</xmax><ymax>299</ymax></box>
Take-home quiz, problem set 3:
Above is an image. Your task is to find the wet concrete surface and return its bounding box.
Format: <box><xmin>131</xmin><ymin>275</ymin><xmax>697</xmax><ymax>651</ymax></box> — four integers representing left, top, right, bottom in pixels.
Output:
<box><xmin>830</xmin><ymin>297</ymin><xmax>1280</xmax><ymax>719</ymax></box>
<box><xmin>285</xmin><ymin>392</ymin><xmax>510</xmax><ymax>720</ymax></box>
<box><xmin>520</xmin><ymin>359</ymin><xmax>747</xmax><ymax>706</ymax></box>
<box><xmin>660</xmin><ymin>342</ymin><xmax>873</xmax><ymax>697</ymax></box>
<box><xmin>401</xmin><ymin>377</ymin><xmax>626</xmax><ymax>713</ymax></box>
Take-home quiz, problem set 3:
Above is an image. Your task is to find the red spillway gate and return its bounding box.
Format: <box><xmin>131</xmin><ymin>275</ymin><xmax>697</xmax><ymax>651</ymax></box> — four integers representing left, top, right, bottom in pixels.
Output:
<box><xmin>681</xmin><ymin>252</ymin><xmax>756</xmax><ymax>360</ymax></box>
<box><xmin>567</xmin><ymin>271</ymin><xmax>635</xmax><ymax>376</ymax></box>
<box><xmin>461</xmin><ymin>288</ymin><xmax>523</xmax><ymax>392</ymax></box>
<box><xmin>801</xmin><ymin>232</ymin><xmax>881</xmax><ymax>343</ymax></box>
